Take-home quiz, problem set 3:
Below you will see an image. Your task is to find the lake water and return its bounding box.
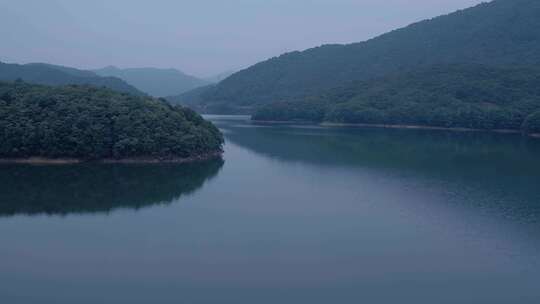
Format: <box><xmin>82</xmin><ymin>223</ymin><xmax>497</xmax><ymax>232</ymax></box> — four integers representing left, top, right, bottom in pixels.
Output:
<box><xmin>1</xmin><ymin>115</ymin><xmax>540</xmax><ymax>303</ymax></box>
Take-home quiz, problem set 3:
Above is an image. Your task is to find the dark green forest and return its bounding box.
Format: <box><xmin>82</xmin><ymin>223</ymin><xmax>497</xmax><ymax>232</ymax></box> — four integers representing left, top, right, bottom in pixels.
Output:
<box><xmin>178</xmin><ymin>0</ymin><xmax>540</xmax><ymax>115</ymax></box>
<box><xmin>0</xmin><ymin>81</ymin><xmax>223</xmax><ymax>160</ymax></box>
<box><xmin>0</xmin><ymin>62</ymin><xmax>143</xmax><ymax>95</ymax></box>
<box><xmin>253</xmin><ymin>65</ymin><xmax>540</xmax><ymax>134</ymax></box>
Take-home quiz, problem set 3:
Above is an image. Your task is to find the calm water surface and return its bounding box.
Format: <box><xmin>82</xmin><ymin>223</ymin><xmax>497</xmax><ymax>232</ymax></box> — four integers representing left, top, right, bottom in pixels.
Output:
<box><xmin>1</xmin><ymin>115</ymin><xmax>540</xmax><ymax>303</ymax></box>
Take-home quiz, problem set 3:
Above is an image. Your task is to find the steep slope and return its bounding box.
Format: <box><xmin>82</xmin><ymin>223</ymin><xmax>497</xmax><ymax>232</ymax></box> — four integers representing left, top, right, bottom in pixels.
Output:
<box><xmin>253</xmin><ymin>64</ymin><xmax>540</xmax><ymax>134</ymax></box>
<box><xmin>188</xmin><ymin>0</ymin><xmax>540</xmax><ymax>113</ymax></box>
<box><xmin>94</xmin><ymin>66</ymin><xmax>208</xmax><ymax>97</ymax></box>
<box><xmin>0</xmin><ymin>62</ymin><xmax>143</xmax><ymax>95</ymax></box>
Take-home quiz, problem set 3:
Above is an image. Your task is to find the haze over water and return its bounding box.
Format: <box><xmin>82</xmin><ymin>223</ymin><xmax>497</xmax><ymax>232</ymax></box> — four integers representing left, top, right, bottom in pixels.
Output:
<box><xmin>1</xmin><ymin>116</ymin><xmax>539</xmax><ymax>303</ymax></box>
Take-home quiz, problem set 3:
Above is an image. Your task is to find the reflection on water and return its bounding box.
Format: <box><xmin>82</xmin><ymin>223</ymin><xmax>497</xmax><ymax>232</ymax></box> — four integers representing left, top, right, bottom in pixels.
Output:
<box><xmin>0</xmin><ymin>159</ymin><xmax>223</xmax><ymax>217</ymax></box>
<box><xmin>1</xmin><ymin>116</ymin><xmax>540</xmax><ymax>304</ymax></box>
<box><xmin>218</xmin><ymin>118</ymin><xmax>540</xmax><ymax>225</ymax></box>
<box><xmin>218</xmin><ymin>119</ymin><xmax>540</xmax><ymax>173</ymax></box>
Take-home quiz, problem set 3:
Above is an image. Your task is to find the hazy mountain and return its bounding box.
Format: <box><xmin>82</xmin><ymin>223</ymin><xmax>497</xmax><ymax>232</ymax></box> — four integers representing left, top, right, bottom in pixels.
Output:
<box><xmin>26</xmin><ymin>63</ymin><xmax>98</xmax><ymax>78</ymax></box>
<box><xmin>167</xmin><ymin>84</ymin><xmax>216</xmax><ymax>105</ymax></box>
<box><xmin>184</xmin><ymin>0</ymin><xmax>540</xmax><ymax>113</ymax></box>
<box><xmin>165</xmin><ymin>70</ymin><xmax>235</xmax><ymax>109</ymax></box>
<box><xmin>93</xmin><ymin>66</ymin><xmax>208</xmax><ymax>97</ymax></box>
<box><xmin>0</xmin><ymin>62</ymin><xmax>143</xmax><ymax>95</ymax></box>
<box><xmin>204</xmin><ymin>70</ymin><xmax>236</xmax><ymax>83</ymax></box>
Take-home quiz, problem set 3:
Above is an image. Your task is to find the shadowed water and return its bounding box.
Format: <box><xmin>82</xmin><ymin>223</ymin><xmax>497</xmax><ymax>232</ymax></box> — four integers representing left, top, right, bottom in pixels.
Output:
<box><xmin>0</xmin><ymin>160</ymin><xmax>224</xmax><ymax>216</ymax></box>
<box><xmin>0</xmin><ymin>115</ymin><xmax>539</xmax><ymax>304</ymax></box>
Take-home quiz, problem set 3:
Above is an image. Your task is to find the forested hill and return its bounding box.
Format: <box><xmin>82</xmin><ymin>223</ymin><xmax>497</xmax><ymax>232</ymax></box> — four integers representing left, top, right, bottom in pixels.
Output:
<box><xmin>183</xmin><ymin>0</ymin><xmax>540</xmax><ymax>113</ymax></box>
<box><xmin>94</xmin><ymin>66</ymin><xmax>208</xmax><ymax>97</ymax></box>
<box><xmin>0</xmin><ymin>62</ymin><xmax>143</xmax><ymax>96</ymax></box>
<box><xmin>253</xmin><ymin>65</ymin><xmax>540</xmax><ymax>135</ymax></box>
<box><xmin>0</xmin><ymin>81</ymin><xmax>223</xmax><ymax>160</ymax></box>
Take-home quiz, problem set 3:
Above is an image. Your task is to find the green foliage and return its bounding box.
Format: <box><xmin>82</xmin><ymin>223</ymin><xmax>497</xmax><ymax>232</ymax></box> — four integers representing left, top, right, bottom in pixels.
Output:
<box><xmin>253</xmin><ymin>65</ymin><xmax>540</xmax><ymax>132</ymax></box>
<box><xmin>0</xmin><ymin>81</ymin><xmax>223</xmax><ymax>160</ymax></box>
<box><xmin>0</xmin><ymin>62</ymin><xmax>144</xmax><ymax>96</ymax></box>
<box><xmin>253</xmin><ymin>98</ymin><xmax>328</xmax><ymax>122</ymax></box>
<box><xmin>522</xmin><ymin>111</ymin><xmax>540</xmax><ymax>134</ymax></box>
<box><xmin>185</xmin><ymin>0</ymin><xmax>540</xmax><ymax>113</ymax></box>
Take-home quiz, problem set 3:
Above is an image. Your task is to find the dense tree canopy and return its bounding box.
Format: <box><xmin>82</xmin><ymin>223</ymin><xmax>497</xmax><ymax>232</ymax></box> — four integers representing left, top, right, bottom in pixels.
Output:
<box><xmin>179</xmin><ymin>0</ymin><xmax>540</xmax><ymax>114</ymax></box>
<box><xmin>0</xmin><ymin>81</ymin><xmax>223</xmax><ymax>160</ymax></box>
<box><xmin>253</xmin><ymin>65</ymin><xmax>540</xmax><ymax>134</ymax></box>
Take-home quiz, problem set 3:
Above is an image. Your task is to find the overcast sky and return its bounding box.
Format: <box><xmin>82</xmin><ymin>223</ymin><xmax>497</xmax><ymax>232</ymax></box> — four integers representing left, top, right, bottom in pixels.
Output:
<box><xmin>0</xmin><ymin>0</ymin><xmax>485</xmax><ymax>77</ymax></box>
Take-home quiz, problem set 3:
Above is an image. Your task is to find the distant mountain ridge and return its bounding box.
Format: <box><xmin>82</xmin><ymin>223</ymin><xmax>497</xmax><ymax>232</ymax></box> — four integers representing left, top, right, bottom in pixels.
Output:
<box><xmin>181</xmin><ymin>0</ymin><xmax>540</xmax><ymax>113</ymax></box>
<box><xmin>93</xmin><ymin>66</ymin><xmax>209</xmax><ymax>97</ymax></box>
<box><xmin>0</xmin><ymin>62</ymin><xmax>143</xmax><ymax>95</ymax></box>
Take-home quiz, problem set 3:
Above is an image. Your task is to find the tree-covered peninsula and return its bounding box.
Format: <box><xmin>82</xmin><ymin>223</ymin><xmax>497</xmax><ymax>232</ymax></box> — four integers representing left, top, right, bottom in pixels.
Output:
<box><xmin>0</xmin><ymin>81</ymin><xmax>224</xmax><ymax>161</ymax></box>
<box><xmin>252</xmin><ymin>65</ymin><xmax>540</xmax><ymax>135</ymax></box>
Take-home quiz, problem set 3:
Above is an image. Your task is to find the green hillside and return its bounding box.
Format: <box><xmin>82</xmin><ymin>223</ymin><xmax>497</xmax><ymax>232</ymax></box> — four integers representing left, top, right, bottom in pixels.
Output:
<box><xmin>253</xmin><ymin>65</ymin><xmax>540</xmax><ymax>134</ymax></box>
<box><xmin>183</xmin><ymin>0</ymin><xmax>540</xmax><ymax>113</ymax></box>
<box><xmin>0</xmin><ymin>81</ymin><xmax>223</xmax><ymax>160</ymax></box>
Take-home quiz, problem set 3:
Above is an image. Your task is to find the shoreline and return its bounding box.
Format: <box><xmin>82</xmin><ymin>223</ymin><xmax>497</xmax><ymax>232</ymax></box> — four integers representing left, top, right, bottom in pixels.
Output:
<box><xmin>250</xmin><ymin>120</ymin><xmax>315</xmax><ymax>125</ymax></box>
<box><xmin>0</xmin><ymin>151</ymin><xmax>223</xmax><ymax>165</ymax></box>
<box><xmin>321</xmin><ymin>122</ymin><xmax>522</xmax><ymax>134</ymax></box>
<box><xmin>252</xmin><ymin>119</ymin><xmax>540</xmax><ymax>138</ymax></box>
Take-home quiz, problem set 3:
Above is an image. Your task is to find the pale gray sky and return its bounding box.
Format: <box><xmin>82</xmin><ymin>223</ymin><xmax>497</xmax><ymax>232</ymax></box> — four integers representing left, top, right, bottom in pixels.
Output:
<box><xmin>0</xmin><ymin>0</ymin><xmax>485</xmax><ymax>77</ymax></box>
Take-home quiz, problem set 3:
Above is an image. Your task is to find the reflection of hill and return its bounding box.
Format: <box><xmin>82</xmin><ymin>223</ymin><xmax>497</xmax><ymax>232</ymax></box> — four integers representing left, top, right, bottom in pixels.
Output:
<box><xmin>222</xmin><ymin>122</ymin><xmax>540</xmax><ymax>221</ymax></box>
<box><xmin>223</xmin><ymin>123</ymin><xmax>540</xmax><ymax>173</ymax></box>
<box><xmin>0</xmin><ymin>160</ymin><xmax>223</xmax><ymax>217</ymax></box>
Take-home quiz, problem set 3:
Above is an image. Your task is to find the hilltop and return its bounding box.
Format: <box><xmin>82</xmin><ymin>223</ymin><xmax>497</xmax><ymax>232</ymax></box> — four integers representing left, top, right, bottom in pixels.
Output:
<box><xmin>0</xmin><ymin>62</ymin><xmax>143</xmax><ymax>95</ymax></box>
